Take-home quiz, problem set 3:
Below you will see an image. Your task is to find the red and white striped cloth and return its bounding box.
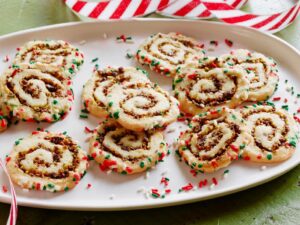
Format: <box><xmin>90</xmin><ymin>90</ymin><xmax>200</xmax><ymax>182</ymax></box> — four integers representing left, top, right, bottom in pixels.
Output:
<box><xmin>158</xmin><ymin>0</ymin><xmax>248</xmax><ymax>19</ymax></box>
<box><xmin>65</xmin><ymin>0</ymin><xmax>175</xmax><ymax>19</ymax></box>
<box><xmin>0</xmin><ymin>159</ymin><xmax>17</xmax><ymax>225</ymax></box>
<box><xmin>65</xmin><ymin>0</ymin><xmax>300</xmax><ymax>33</ymax></box>
<box><xmin>200</xmin><ymin>0</ymin><xmax>300</xmax><ymax>33</ymax></box>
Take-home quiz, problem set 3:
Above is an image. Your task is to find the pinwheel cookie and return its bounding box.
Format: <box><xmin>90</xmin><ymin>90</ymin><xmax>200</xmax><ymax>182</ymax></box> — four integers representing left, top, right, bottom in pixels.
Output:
<box><xmin>89</xmin><ymin>119</ymin><xmax>167</xmax><ymax>174</ymax></box>
<box><xmin>136</xmin><ymin>32</ymin><xmax>205</xmax><ymax>77</ymax></box>
<box><xmin>178</xmin><ymin>109</ymin><xmax>251</xmax><ymax>173</ymax></box>
<box><xmin>173</xmin><ymin>65</ymin><xmax>248</xmax><ymax>115</ymax></box>
<box><xmin>0</xmin><ymin>68</ymin><xmax>73</xmax><ymax>122</ymax></box>
<box><xmin>220</xmin><ymin>49</ymin><xmax>279</xmax><ymax>101</ymax></box>
<box><xmin>107</xmin><ymin>82</ymin><xmax>180</xmax><ymax>131</ymax></box>
<box><xmin>7</xmin><ymin>131</ymin><xmax>88</xmax><ymax>192</ymax></box>
<box><xmin>14</xmin><ymin>40</ymin><xmax>84</xmax><ymax>78</ymax></box>
<box><xmin>239</xmin><ymin>105</ymin><xmax>299</xmax><ymax>162</ymax></box>
<box><xmin>82</xmin><ymin>67</ymin><xmax>150</xmax><ymax>117</ymax></box>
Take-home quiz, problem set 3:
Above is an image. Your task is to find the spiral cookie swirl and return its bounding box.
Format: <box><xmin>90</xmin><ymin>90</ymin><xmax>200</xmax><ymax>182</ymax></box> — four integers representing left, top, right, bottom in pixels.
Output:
<box><xmin>178</xmin><ymin>110</ymin><xmax>250</xmax><ymax>173</ymax></box>
<box><xmin>173</xmin><ymin>65</ymin><xmax>248</xmax><ymax>115</ymax></box>
<box><xmin>13</xmin><ymin>40</ymin><xmax>84</xmax><ymax>78</ymax></box>
<box><xmin>7</xmin><ymin>131</ymin><xmax>88</xmax><ymax>192</ymax></box>
<box><xmin>240</xmin><ymin>105</ymin><xmax>298</xmax><ymax>162</ymax></box>
<box><xmin>220</xmin><ymin>49</ymin><xmax>279</xmax><ymax>101</ymax></box>
<box><xmin>0</xmin><ymin>68</ymin><xmax>73</xmax><ymax>122</ymax></box>
<box><xmin>89</xmin><ymin>119</ymin><xmax>167</xmax><ymax>174</ymax></box>
<box><xmin>107</xmin><ymin>82</ymin><xmax>180</xmax><ymax>131</ymax></box>
<box><xmin>136</xmin><ymin>32</ymin><xmax>204</xmax><ymax>77</ymax></box>
<box><xmin>82</xmin><ymin>67</ymin><xmax>150</xmax><ymax>117</ymax></box>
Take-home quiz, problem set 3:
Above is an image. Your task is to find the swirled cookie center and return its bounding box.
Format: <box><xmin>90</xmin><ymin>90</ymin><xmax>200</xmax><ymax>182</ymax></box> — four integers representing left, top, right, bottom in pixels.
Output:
<box><xmin>17</xmin><ymin>136</ymin><xmax>79</xmax><ymax>179</ymax></box>
<box><xmin>187</xmin><ymin>75</ymin><xmax>237</xmax><ymax>107</ymax></box>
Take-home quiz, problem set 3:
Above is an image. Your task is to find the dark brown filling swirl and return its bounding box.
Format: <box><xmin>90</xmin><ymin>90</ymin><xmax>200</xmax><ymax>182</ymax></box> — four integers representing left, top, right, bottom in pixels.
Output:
<box><xmin>185</xmin><ymin>75</ymin><xmax>237</xmax><ymax>108</ymax></box>
<box><xmin>189</xmin><ymin>119</ymin><xmax>240</xmax><ymax>161</ymax></box>
<box><xmin>243</xmin><ymin>108</ymin><xmax>289</xmax><ymax>152</ymax></box>
<box><xmin>6</xmin><ymin>70</ymin><xmax>67</xmax><ymax>112</ymax></box>
<box><xmin>97</xmin><ymin>124</ymin><xmax>151</xmax><ymax>162</ymax></box>
<box><xmin>119</xmin><ymin>87</ymin><xmax>171</xmax><ymax>119</ymax></box>
<box><xmin>17</xmin><ymin>136</ymin><xmax>80</xmax><ymax>179</ymax></box>
<box><xmin>20</xmin><ymin>43</ymin><xmax>71</xmax><ymax>65</ymax></box>
<box><xmin>144</xmin><ymin>34</ymin><xmax>196</xmax><ymax>66</ymax></box>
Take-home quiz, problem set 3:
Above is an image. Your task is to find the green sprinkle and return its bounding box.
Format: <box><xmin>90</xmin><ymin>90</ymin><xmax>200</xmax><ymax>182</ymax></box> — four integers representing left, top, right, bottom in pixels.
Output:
<box><xmin>121</xmin><ymin>171</ymin><xmax>127</xmax><ymax>175</ymax></box>
<box><xmin>80</xmin><ymin>114</ymin><xmax>88</xmax><ymax>119</ymax></box>
<box><xmin>224</xmin><ymin>169</ymin><xmax>229</xmax><ymax>174</ymax></box>
<box><xmin>239</xmin><ymin>144</ymin><xmax>246</xmax><ymax>150</ymax></box>
<box><xmin>15</xmin><ymin>140</ymin><xmax>20</xmax><ymax>145</ymax></box>
<box><xmin>281</xmin><ymin>105</ymin><xmax>289</xmax><ymax>111</ymax></box>
<box><xmin>108</xmin><ymin>101</ymin><xmax>113</xmax><ymax>107</ymax></box>
<box><xmin>152</xmin><ymin>193</ymin><xmax>160</xmax><ymax>198</ymax></box>
<box><xmin>68</xmin><ymin>67</ymin><xmax>74</xmax><ymax>74</ymax></box>
<box><xmin>105</xmin><ymin>154</ymin><xmax>111</xmax><ymax>159</ymax></box>
<box><xmin>113</xmin><ymin>111</ymin><xmax>119</xmax><ymax>119</ymax></box>
<box><xmin>52</xmin><ymin>114</ymin><xmax>59</xmax><ymax>121</ymax></box>
<box><xmin>175</xmin><ymin>78</ymin><xmax>183</xmax><ymax>83</ymax></box>
<box><xmin>267</xmin><ymin>154</ymin><xmax>272</xmax><ymax>160</ymax></box>
<box><xmin>140</xmin><ymin>162</ymin><xmax>145</xmax><ymax>168</ymax></box>
<box><xmin>91</xmin><ymin>57</ymin><xmax>99</xmax><ymax>63</ymax></box>
<box><xmin>64</xmin><ymin>187</ymin><xmax>69</xmax><ymax>192</ymax></box>
<box><xmin>52</xmin><ymin>99</ymin><xmax>58</xmax><ymax>105</ymax></box>
<box><xmin>289</xmin><ymin>141</ymin><xmax>296</xmax><ymax>147</ymax></box>
<box><xmin>198</xmin><ymin>164</ymin><xmax>203</xmax><ymax>168</ymax></box>
<box><xmin>126</xmin><ymin>53</ymin><xmax>133</xmax><ymax>59</ymax></box>
<box><xmin>47</xmin><ymin>183</ymin><xmax>55</xmax><ymax>189</ymax></box>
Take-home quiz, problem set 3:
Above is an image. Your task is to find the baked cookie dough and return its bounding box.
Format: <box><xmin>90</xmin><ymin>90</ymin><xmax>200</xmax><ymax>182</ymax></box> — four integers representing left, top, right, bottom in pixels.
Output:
<box><xmin>0</xmin><ymin>67</ymin><xmax>73</xmax><ymax>122</ymax></box>
<box><xmin>89</xmin><ymin>119</ymin><xmax>167</xmax><ymax>174</ymax></box>
<box><xmin>136</xmin><ymin>32</ymin><xmax>205</xmax><ymax>77</ymax></box>
<box><xmin>7</xmin><ymin>131</ymin><xmax>88</xmax><ymax>192</ymax></box>
<box><xmin>178</xmin><ymin>109</ymin><xmax>251</xmax><ymax>173</ymax></box>
<box><xmin>240</xmin><ymin>105</ymin><xmax>298</xmax><ymax>162</ymax></box>
<box><xmin>220</xmin><ymin>49</ymin><xmax>279</xmax><ymax>101</ymax></box>
<box><xmin>107</xmin><ymin>82</ymin><xmax>180</xmax><ymax>131</ymax></box>
<box><xmin>173</xmin><ymin>65</ymin><xmax>248</xmax><ymax>115</ymax></box>
<box><xmin>82</xmin><ymin>67</ymin><xmax>150</xmax><ymax>118</ymax></box>
<box><xmin>13</xmin><ymin>40</ymin><xmax>84</xmax><ymax>78</ymax></box>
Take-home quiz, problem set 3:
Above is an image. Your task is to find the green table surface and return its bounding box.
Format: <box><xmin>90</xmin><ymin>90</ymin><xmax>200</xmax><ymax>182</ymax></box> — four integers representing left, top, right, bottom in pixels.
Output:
<box><xmin>0</xmin><ymin>1</ymin><xmax>300</xmax><ymax>225</ymax></box>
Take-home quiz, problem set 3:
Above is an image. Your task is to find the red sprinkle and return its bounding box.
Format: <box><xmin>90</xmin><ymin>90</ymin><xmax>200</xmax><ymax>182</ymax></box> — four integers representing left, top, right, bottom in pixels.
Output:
<box><xmin>87</xmin><ymin>183</ymin><xmax>92</xmax><ymax>189</ymax></box>
<box><xmin>244</xmin><ymin>156</ymin><xmax>251</xmax><ymax>161</ymax></box>
<box><xmin>294</xmin><ymin>116</ymin><xmax>300</xmax><ymax>123</ymax></box>
<box><xmin>181</xmin><ymin>183</ymin><xmax>194</xmax><ymax>192</ymax></box>
<box><xmin>100</xmin><ymin>159</ymin><xmax>117</xmax><ymax>171</ymax></box>
<box><xmin>84</xmin><ymin>126</ymin><xmax>93</xmax><ymax>133</ymax></box>
<box><xmin>126</xmin><ymin>167</ymin><xmax>133</xmax><ymax>173</ymax></box>
<box><xmin>198</xmin><ymin>179</ymin><xmax>208</xmax><ymax>188</ymax></box>
<box><xmin>211</xmin><ymin>161</ymin><xmax>219</xmax><ymax>168</ymax></box>
<box><xmin>212</xmin><ymin>177</ymin><xmax>218</xmax><ymax>185</ymax></box>
<box><xmin>35</xmin><ymin>183</ymin><xmax>41</xmax><ymax>191</ymax></box>
<box><xmin>2</xmin><ymin>185</ymin><xmax>8</xmax><ymax>193</ymax></box>
<box><xmin>230</xmin><ymin>144</ymin><xmax>239</xmax><ymax>153</ymax></box>
<box><xmin>187</xmin><ymin>74</ymin><xmax>197</xmax><ymax>80</ymax></box>
<box><xmin>225</xmin><ymin>39</ymin><xmax>233</xmax><ymax>47</ymax></box>
<box><xmin>190</xmin><ymin>169</ymin><xmax>197</xmax><ymax>177</ymax></box>
<box><xmin>160</xmin><ymin>177</ymin><xmax>169</xmax><ymax>187</ymax></box>
<box><xmin>165</xmin><ymin>189</ymin><xmax>171</xmax><ymax>194</ymax></box>
<box><xmin>272</xmin><ymin>97</ymin><xmax>281</xmax><ymax>101</ymax></box>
